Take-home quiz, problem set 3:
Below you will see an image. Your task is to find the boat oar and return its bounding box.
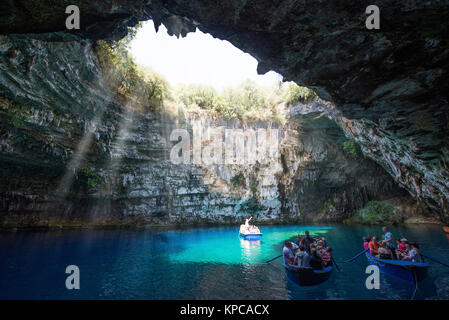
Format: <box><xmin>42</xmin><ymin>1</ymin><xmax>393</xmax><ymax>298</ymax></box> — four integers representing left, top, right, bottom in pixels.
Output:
<box><xmin>266</xmin><ymin>255</ymin><xmax>282</xmax><ymax>263</ymax></box>
<box><xmin>331</xmin><ymin>257</ymin><xmax>341</xmax><ymax>272</ymax></box>
<box><xmin>342</xmin><ymin>249</ymin><xmax>368</xmax><ymax>263</ymax></box>
<box><xmin>422</xmin><ymin>253</ymin><xmax>449</xmax><ymax>269</ymax></box>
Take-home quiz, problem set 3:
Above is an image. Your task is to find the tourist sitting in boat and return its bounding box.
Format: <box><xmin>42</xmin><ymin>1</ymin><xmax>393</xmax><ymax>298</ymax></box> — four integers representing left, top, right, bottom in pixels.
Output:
<box><xmin>321</xmin><ymin>247</ymin><xmax>333</xmax><ymax>267</ymax></box>
<box><xmin>396</xmin><ymin>238</ymin><xmax>408</xmax><ymax>259</ymax></box>
<box><xmin>239</xmin><ymin>217</ymin><xmax>261</xmax><ymax>235</ymax></box>
<box><xmin>291</xmin><ymin>241</ymin><xmax>300</xmax><ymax>254</ymax></box>
<box><xmin>309</xmin><ymin>242</ymin><xmax>316</xmax><ymax>252</ymax></box>
<box><xmin>369</xmin><ymin>236</ymin><xmax>380</xmax><ymax>256</ymax></box>
<box><xmin>321</xmin><ymin>237</ymin><xmax>328</xmax><ymax>249</ymax></box>
<box><xmin>283</xmin><ymin>241</ymin><xmax>296</xmax><ymax>265</ymax></box>
<box><xmin>309</xmin><ymin>247</ymin><xmax>324</xmax><ymax>270</ymax></box>
<box><xmin>402</xmin><ymin>242</ymin><xmax>423</xmax><ymax>263</ymax></box>
<box><xmin>378</xmin><ymin>242</ymin><xmax>394</xmax><ymax>260</ymax></box>
<box><xmin>249</xmin><ymin>225</ymin><xmax>260</xmax><ymax>233</ymax></box>
<box><xmin>294</xmin><ymin>248</ymin><xmax>311</xmax><ymax>268</ymax></box>
<box><xmin>363</xmin><ymin>237</ymin><xmax>370</xmax><ymax>251</ymax></box>
<box><xmin>317</xmin><ymin>243</ymin><xmax>323</xmax><ymax>255</ymax></box>
<box><xmin>317</xmin><ymin>239</ymin><xmax>324</xmax><ymax>248</ymax></box>
<box><xmin>399</xmin><ymin>238</ymin><xmax>408</xmax><ymax>251</ymax></box>
<box><xmin>296</xmin><ymin>235</ymin><xmax>305</xmax><ymax>251</ymax></box>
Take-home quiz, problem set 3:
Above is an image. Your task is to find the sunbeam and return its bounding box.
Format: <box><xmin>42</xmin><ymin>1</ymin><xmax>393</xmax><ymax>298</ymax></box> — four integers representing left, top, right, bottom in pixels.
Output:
<box><xmin>99</xmin><ymin>105</ymin><xmax>135</xmax><ymax>196</ymax></box>
<box><xmin>56</xmin><ymin>112</ymin><xmax>105</xmax><ymax>197</ymax></box>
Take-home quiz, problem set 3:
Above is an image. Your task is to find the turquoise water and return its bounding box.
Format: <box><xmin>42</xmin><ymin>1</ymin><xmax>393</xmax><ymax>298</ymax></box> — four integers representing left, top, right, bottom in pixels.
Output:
<box><xmin>166</xmin><ymin>225</ymin><xmax>332</xmax><ymax>264</ymax></box>
<box><xmin>1</xmin><ymin>224</ymin><xmax>449</xmax><ymax>299</ymax></box>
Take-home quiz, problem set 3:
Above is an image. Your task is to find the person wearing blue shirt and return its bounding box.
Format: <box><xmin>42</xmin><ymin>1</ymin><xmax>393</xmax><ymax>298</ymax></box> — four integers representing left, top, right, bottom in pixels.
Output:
<box><xmin>382</xmin><ymin>226</ymin><xmax>396</xmax><ymax>258</ymax></box>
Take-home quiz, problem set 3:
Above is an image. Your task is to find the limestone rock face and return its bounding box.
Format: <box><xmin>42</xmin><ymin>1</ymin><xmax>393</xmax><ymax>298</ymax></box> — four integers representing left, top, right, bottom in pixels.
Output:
<box><xmin>1</xmin><ymin>0</ymin><xmax>447</xmax><ymax>223</ymax></box>
<box><xmin>0</xmin><ymin>36</ymin><xmax>408</xmax><ymax>227</ymax></box>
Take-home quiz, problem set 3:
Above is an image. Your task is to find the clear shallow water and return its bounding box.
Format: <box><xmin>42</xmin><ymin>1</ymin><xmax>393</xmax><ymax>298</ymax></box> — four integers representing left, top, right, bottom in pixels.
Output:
<box><xmin>1</xmin><ymin>224</ymin><xmax>449</xmax><ymax>299</ymax></box>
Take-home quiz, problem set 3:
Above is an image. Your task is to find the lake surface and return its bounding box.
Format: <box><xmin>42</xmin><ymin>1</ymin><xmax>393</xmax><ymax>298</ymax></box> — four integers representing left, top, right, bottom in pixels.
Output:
<box><xmin>1</xmin><ymin>224</ymin><xmax>449</xmax><ymax>299</ymax></box>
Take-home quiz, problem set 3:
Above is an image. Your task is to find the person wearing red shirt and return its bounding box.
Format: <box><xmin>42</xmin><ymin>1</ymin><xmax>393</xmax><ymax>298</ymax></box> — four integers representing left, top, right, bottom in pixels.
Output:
<box><xmin>368</xmin><ymin>236</ymin><xmax>380</xmax><ymax>256</ymax></box>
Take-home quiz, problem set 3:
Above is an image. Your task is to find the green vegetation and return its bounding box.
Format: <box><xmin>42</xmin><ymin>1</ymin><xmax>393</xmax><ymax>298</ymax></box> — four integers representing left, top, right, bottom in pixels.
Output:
<box><xmin>249</xmin><ymin>175</ymin><xmax>259</xmax><ymax>198</ymax></box>
<box><xmin>80</xmin><ymin>166</ymin><xmax>102</xmax><ymax>191</ymax></box>
<box><xmin>173</xmin><ymin>80</ymin><xmax>314</xmax><ymax>122</ymax></box>
<box><xmin>173</xmin><ymin>80</ymin><xmax>278</xmax><ymax>120</ymax></box>
<box><xmin>342</xmin><ymin>139</ymin><xmax>359</xmax><ymax>157</ymax></box>
<box><xmin>240</xmin><ymin>199</ymin><xmax>264</xmax><ymax>214</ymax></box>
<box><xmin>10</xmin><ymin>113</ymin><xmax>26</xmax><ymax>128</ymax></box>
<box><xmin>346</xmin><ymin>200</ymin><xmax>403</xmax><ymax>225</ymax></box>
<box><xmin>94</xmin><ymin>27</ymin><xmax>316</xmax><ymax>121</ymax></box>
<box><xmin>94</xmin><ymin>23</ymin><xmax>169</xmax><ymax>112</ymax></box>
<box><xmin>282</xmin><ymin>82</ymin><xmax>316</xmax><ymax>104</ymax></box>
<box><xmin>7</xmin><ymin>105</ymin><xmax>28</xmax><ymax>129</ymax></box>
<box><xmin>230</xmin><ymin>173</ymin><xmax>246</xmax><ymax>190</ymax></box>
<box><xmin>230</xmin><ymin>173</ymin><xmax>259</xmax><ymax>198</ymax></box>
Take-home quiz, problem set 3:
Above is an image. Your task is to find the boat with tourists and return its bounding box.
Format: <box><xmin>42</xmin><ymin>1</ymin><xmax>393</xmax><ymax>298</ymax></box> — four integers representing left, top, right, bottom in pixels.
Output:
<box><xmin>365</xmin><ymin>251</ymin><xmax>429</xmax><ymax>283</ymax></box>
<box><xmin>283</xmin><ymin>264</ymin><xmax>333</xmax><ymax>286</ymax></box>
<box><xmin>239</xmin><ymin>217</ymin><xmax>262</xmax><ymax>240</ymax></box>
<box><xmin>279</xmin><ymin>232</ymin><xmax>334</xmax><ymax>286</ymax></box>
<box><xmin>362</xmin><ymin>230</ymin><xmax>431</xmax><ymax>284</ymax></box>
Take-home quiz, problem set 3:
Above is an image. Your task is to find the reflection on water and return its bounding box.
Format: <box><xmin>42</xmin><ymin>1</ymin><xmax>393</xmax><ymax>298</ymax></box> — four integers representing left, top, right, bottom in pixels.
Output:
<box><xmin>0</xmin><ymin>224</ymin><xmax>448</xmax><ymax>299</ymax></box>
<box><xmin>240</xmin><ymin>239</ymin><xmax>261</xmax><ymax>264</ymax></box>
<box><xmin>166</xmin><ymin>226</ymin><xmax>333</xmax><ymax>265</ymax></box>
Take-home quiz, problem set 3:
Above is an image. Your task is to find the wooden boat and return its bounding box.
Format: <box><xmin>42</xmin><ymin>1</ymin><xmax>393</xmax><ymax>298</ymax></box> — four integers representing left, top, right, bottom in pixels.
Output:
<box><xmin>239</xmin><ymin>233</ymin><xmax>262</xmax><ymax>241</ymax></box>
<box><xmin>239</xmin><ymin>220</ymin><xmax>262</xmax><ymax>241</ymax></box>
<box><xmin>365</xmin><ymin>251</ymin><xmax>429</xmax><ymax>283</ymax></box>
<box><xmin>443</xmin><ymin>226</ymin><xmax>449</xmax><ymax>233</ymax></box>
<box><xmin>283</xmin><ymin>263</ymin><xmax>333</xmax><ymax>286</ymax></box>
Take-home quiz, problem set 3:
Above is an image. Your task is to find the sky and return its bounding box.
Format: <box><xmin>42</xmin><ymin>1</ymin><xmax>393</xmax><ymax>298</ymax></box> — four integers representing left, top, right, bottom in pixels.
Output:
<box><xmin>129</xmin><ymin>20</ymin><xmax>282</xmax><ymax>90</ymax></box>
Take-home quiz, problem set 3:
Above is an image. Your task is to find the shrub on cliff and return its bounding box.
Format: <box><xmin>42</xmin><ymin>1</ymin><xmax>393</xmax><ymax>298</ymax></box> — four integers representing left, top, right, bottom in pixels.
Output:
<box><xmin>173</xmin><ymin>80</ymin><xmax>274</xmax><ymax>120</ymax></box>
<box><xmin>95</xmin><ymin>25</ymin><xmax>314</xmax><ymax>122</ymax></box>
<box><xmin>94</xmin><ymin>25</ymin><xmax>170</xmax><ymax>112</ymax></box>
<box><xmin>240</xmin><ymin>199</ymin><xmax>264</xmax><ymax>215</ymax></box>
<box><xmin>230</xmin><ymin>173</ymin><xmax>246</xmax><ymax>190</ymax></box>
<box><xmin>283</xmin><ymin>82</ymin><xmax>316</xmax><ymax>105</ymax></box>
<box><xmin>346</xmin><ymin>200</ymin><xmax>403</xmax><ymax>225</ymax></box>
<box><xmin>342</xmin><ymin>139</ymin><xmax>360</xmax><ymax>157</ymax></box>
<box><xmin>80</xmin><ymin>166</ymin><xmax>102</xmax><ymax>193</ymax></box>
<box><xmin>174</xmin><ymin>84</ymin><xmax>219</xmax><ymax>110</ymax></box>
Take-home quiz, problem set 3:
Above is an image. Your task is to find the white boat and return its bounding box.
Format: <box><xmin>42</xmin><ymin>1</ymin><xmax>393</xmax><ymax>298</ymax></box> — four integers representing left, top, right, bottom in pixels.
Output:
<box><xmin>239</xmin><ymin>217</ymin><xmax>262</xmax><ymax>240</ymax></box>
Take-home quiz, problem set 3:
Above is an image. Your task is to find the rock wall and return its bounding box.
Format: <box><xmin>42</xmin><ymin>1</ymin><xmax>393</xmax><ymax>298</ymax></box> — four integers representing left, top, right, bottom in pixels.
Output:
<box><xmin>1</xmin><ymin>1</ymin><xmax>447</xmax><ymax>221</ymax></box>
<box><xmin>0</xmin><ymin>35</ymin><xmax>411</xmax><ymax>227</ymax></box>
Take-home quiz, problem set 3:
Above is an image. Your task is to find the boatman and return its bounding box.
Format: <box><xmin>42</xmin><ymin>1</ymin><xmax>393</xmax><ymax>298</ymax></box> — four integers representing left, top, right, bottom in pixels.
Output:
<box><xmin>301</xmin><ymin>230</ymin><xmax>314</xmax><ymax>254</ymax></box>
<box><xmin>382</xmin><ymin>226</ymin><xmax>396</xmax><ymax>259</ymax></box>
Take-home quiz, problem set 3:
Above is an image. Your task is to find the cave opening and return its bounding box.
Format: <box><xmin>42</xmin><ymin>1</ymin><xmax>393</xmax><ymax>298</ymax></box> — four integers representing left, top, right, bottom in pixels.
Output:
<box><xmin>94</xmin><ymin>19</ymin><xmax>317</xmax><ymax>122</ymax></box>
